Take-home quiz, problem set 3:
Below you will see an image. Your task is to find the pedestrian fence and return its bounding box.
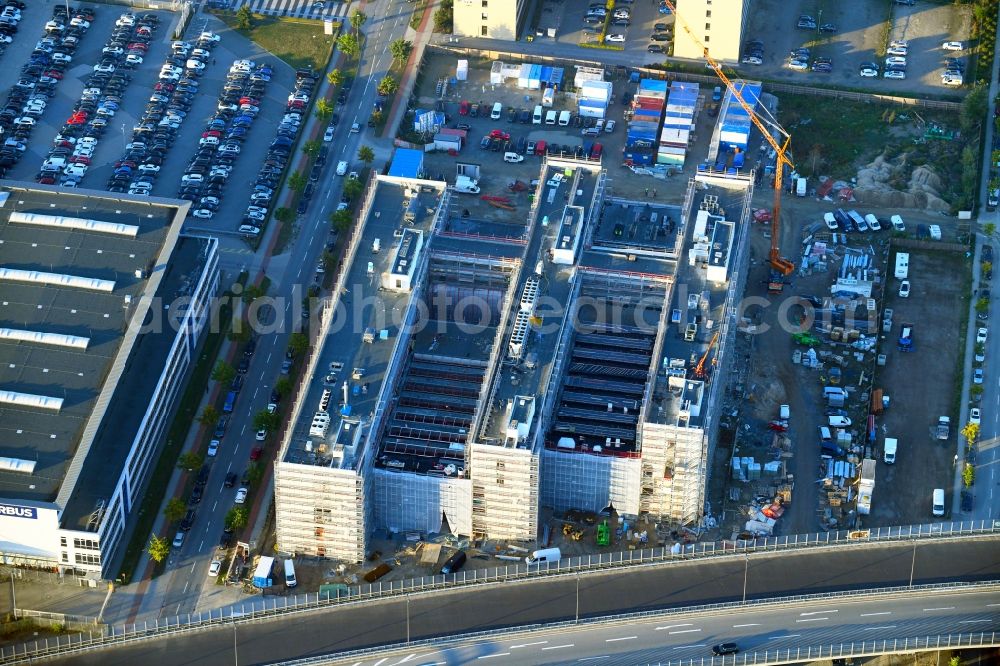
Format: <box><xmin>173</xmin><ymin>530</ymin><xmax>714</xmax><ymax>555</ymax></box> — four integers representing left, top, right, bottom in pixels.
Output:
<box><xmin>11</xmin><ymin>609</ymin><xmax>102</xmax><ymax>634</ymax></box>
<box><xmin>253</xmin><ymin>581</ymin><xmax>1000</xmax><ymax>665</ymax></box>
<box><xmin>1</xmin><ymin>523</ymin><xmax>997</xmax><ymax>663</ymax></box>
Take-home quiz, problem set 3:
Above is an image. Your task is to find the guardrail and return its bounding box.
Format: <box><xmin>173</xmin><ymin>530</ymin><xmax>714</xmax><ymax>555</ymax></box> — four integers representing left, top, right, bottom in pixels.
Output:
<box><xmin>262</xmin><ymin>580</ymin><xmax>1000</xmax><ymax>665</ymax></box>
<box><xmin>2</xmin><ymin>523</ymin><xmax>997</xmax><ymax>663</ymax></box>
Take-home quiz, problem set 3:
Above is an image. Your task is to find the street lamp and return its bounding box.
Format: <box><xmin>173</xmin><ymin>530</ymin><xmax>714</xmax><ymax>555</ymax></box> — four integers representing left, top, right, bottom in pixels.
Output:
<box><xmin>232</xmin><ymin>620</ymin><xmax>238</xmax><ymax>666</ymax></box>
<box><xmin>575</xmin><ymin>571</ymin><xmax>580</xmax><ymax>623</ymax></box>
<box><xmin>908</xmin><ymin>542</ymin><xmax>917</xmax><ymax>587</ymax></box>
<box><xmin>405</xmin><ymin>593</ymin><xmax>410</xmax><ymax>644</ymax></box>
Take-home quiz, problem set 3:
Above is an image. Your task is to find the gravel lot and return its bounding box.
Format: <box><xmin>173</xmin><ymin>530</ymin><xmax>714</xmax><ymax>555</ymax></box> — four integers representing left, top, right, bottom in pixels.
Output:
<box><xmin>741</xmin><ymin>0</ymin><xmax>971</xmax><ymax>96</ymax></box>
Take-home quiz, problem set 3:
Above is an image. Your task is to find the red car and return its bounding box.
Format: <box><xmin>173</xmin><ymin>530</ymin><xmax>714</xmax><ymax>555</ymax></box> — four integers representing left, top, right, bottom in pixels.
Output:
<box><xmin>590</xmin><ymin>142</ymin><xmax>603</xmax><ymax>159</ymax></box>
<box><xmin>249</xmin><ymin>447</ymin><xmax>263</xmax><ymax>461</ymax></box>
<box><xmin>37</xmin><ymin>176</ymin><xmax>56</xmax><ymax>185</ymax></box>
<box><xmin>287</xmin><ymin>101</ymin><xmax>305</xmax><ymax>110</ymax></box>
<box><xmin>488</xmin><ymin>129</ymin><xmax>510</xmax><ymax>140</ymax></box>
<box><xmin>459</xmin><ymin>100</ymin><xmax>470</xmax><ymax>116</ymax></box>
<box><xmin>128</xmin><ymin>42</ymin><xmax>148</xmax><ymax>51</ymax></box>
<box><xmin>201</xmin><ymin>130</ymin><xmax>221</xmax><ymax>138</ymax></box>
<box><xmin>114</xmin><ymin>160</ymin><xmax>136</xmax><ymax>168</ymax></box>
<box><xmin>66</xmin><ymin>115</ymin><xmax>86</xmax><ymax>125</ymax></box>
<box><xmin>44</xmin><ymin>69</ymin><xmax>64</xmax><ymax>79</ymax></box>
<box><xmin>69</xmin><ymin>156</ymin><xmax>91</xmax><ymax>165</ymax></box>
<box><xmin>154</xmin><ymin>82</ymin><xmax>174</xmax><ymax>92</ymax></box>
<box><xmin>239</xmin><ymin>97</ymin><xmax>259</xmax><ymax>106</ymax></box>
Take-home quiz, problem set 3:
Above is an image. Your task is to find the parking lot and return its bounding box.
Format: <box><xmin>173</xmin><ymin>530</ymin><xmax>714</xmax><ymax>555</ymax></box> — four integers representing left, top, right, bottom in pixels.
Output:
<box><xmin>741</xmin><ymin>0</ymin><xmax>972</xmax><ymax>95</ymax></box>
<box><xmin>0</xmin><ymin>5</ymin><xmax>305</xmax><ymax>242</ymax></box>
<box><xmin>533</xmin><ymin>0</ymin><xmax>674</xmax><ymax>62</ymax></box>
<box><xmin>412</xmin><ymin>53</ymin><xmax>710</xmax><ymax>203</ymax></box>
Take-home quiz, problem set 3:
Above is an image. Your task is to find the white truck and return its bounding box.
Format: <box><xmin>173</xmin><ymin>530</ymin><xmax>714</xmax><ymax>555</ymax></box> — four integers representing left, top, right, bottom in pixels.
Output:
<box><xmin>936</xmin><ymin>416</ymin><xmax>950</xmax><ymax>440</ymax></box>
<box><xmin>883</xmin><ymin>437</ymin><xmax>897</xmax><ymax>464</ymax></box>
<box><xmin>856</xmin><ymin>458</ymin><xmax>876</xmax><ymax>515</ymax></box>
<box><xmin>454</xmin><ymin>175</ymin><xmax>480</xmax><ymax>194</ymax></box>
<box><xmin>795</xmin><ymin>176</ymin><xmax>807</xmax><ymax>197</ymax></box>
<box><xmin>894</xmin><ymin>252</ymin><xmax>909</xmax><ymax>279</ymax></box>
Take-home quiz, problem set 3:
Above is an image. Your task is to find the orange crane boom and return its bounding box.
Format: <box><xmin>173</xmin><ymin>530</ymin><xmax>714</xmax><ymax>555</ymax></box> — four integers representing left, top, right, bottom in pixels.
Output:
<box><xmin>661</xmin><ymin>0</ymin><xmax>795</xmax><ymax>277</ymax></box>
<box><xmin>693</xmin><ymin>331</ymin><xmax>720</xmax><ymax>379</ymax></box>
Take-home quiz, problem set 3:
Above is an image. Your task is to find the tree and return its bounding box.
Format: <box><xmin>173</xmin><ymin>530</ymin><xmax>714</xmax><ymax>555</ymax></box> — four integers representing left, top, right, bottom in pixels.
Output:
<box><xmin>961</xmin><ymin>421</ymin><xmax>980</xmax><ymax>443</ymax></box>
<box><xmin>228</xmin><ymin>326</ymin><xmax>251</xmax><ymax>343</ymax></box>
<box><xmin>369</xmin><ymin>109</ymin><xmax>384</xmax><ymax>127</ymax></box>
<box><xmin>960</xmin><ymin>83</ymin><xmax>988</xmax><ymax>132</ymax></box>
<box><xmin>288</xmin><ymin>171</ymin><xmax>308</xmax><ymax>193</ymax></box>
<box><xmin>164</xmin><ymin>497</ymin><xmax>187</xmax><ymax>523</ymax></box>
<box><xmin>198</xmin><ymin>404</ymin><xmax>220</xmax><ymax>428</ymax></box>
<box><xmin>211</xmin><ymin>360</ymin><xmax>236</xmax><ymax>385</ymax></box>
<box><xmin>303</xmin><ymin>140</ymin><xmax>321</xmax><ymax>157</ymax></box>
<box><xmin>226</xmin><ymin>507</ymin><xmax>249</xmax><ymax>532</ymax></box>
<box><xmin>971</xmin><ymin>384</ymin><xmax>985</xmax><ymax>397</ymax></box>
<box><xmin>289</xmin><ymin>331</ymin><xmax>310</xmax><ymax>356</ymax></box>
<box><xmin>963</xmin><ymin>462</ymin><xmax>975</xmax><ymax>488</ymax></box>
<box><xmin>982</xmin><ymin>261</ymin><xmax>993</xmax><ymax>276</ymax></box>
<box><xmin>985</xmin><ymin>222</ymin><xmax>996</xmax><ymax>237</ymax></box>
<box><xmin>177</xmin><ymin>451</ymin><xmax>203</xmax><ymax>471</ymax></box>
<box><xmin>274</xmin><ymin>207</ymin><xmax>295</xmax><ymax>225</ymax></box>
<box><xmin>236</xmin><ymin>5</ymin><xmax>253</xmax><ymax>30</ymax></box>
<box><xmin>242</xmin><ymin>282</ymin><xmax>266</xmax><ymax>304</ymax></box>
<box><xmin>253</xmin><ymin>409</ymin><xmax>281</xmax><ymax>433</ymax></box>
<box><xmin>322</xmin><ymin>250</ymin><xmax>337</xmax><ymax>273</ymax></box>
<box><xmin>976</xmin><ymin>297</ymin><xmax>990</xmax><ymax>313</ymax></box>
<box><xmin>331</xmin><ymin>209</ymin><xmax>353</xmax><ymax>232</ymax></box>
<box><xmin>433</xmin><ymin>0</ymin><xmax>453</xmax><ymax>33</ymax></box>
<box><xmin>245</xmin><ymin>461</ymin><xmax>264</xmax><ymax>488</ymax></box>
<box><xmin>350</xmin><ymin>9</ymin><xmax>368</xmax><ymax>34</ymax></box>
<box><xmin>326</xmin><ymin>68</ymin><xmax>343</xmax><ymax>87</ymax></box>
<box><xmin>343</xmin><ymin>177</ymin><xmax>364</xmax><ymax>202</ymax></box>
<box><xmin>337</xmin><ymin>32</ymin><xmax>360</xmax><ymax>59</ymax></box>
<box><xmin>358</xmin><ymin>145</ymin><xmax>375</xmax><ymax>166</ymax></box>
<box><xmin>147</xmin><ymin>535</ymin><xmax>170</xmax><ymax>564</ymax></box>
<box><xmin>274</xmin><ymin>377</ymin><xmax>292</xmax><ymax>398</ymax></box>
<box><xmin>377</xmin><ymin>75</ymin><xmax>398</xmax><ymax>97</ymax></box>
<box><xmin>389</xmin><ymin>38</ymin><xmax>412</xmax><ymax>66</ymax></box>
<box><xmin>314</xmin><ymin>98</ymin><xmax>333</xmax><ymax>121</ymax></box>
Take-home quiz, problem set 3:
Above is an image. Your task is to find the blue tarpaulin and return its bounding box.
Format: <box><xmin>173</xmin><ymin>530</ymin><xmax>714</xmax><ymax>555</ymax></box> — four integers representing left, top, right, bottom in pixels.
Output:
<box><xmin>387</xmin><ymin>149</ymin><xmax>423</xmax><ymax>178</ymax></box>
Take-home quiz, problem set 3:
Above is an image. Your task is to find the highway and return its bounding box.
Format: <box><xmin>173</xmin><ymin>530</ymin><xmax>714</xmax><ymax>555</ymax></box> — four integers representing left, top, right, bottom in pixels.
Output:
<box><xmin>49</xmin><ymin>537</ymin><xmax>1000</xmax><ymax>665</ymax></box>
<box><xmin>140</xmin><ymin>0</ymin><xmax>415</xmax><ymax>620</ymax></box>
<box><xmin>319</xmin><ymin>586</ymin><xmax>1000</xmax><ymax>665</ymax></box>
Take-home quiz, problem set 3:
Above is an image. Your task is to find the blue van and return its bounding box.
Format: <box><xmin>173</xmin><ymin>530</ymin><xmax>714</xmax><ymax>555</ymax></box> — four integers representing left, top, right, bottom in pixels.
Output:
<box><xmin>223</xmin><ymin>391</ymin><xmax>236</xmax><ymax>413</ymax></box>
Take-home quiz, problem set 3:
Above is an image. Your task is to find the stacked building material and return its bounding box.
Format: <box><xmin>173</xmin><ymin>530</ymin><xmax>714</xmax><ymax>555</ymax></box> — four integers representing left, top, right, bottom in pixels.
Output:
<box><xmin>624</xmin><ymin>79</ymin><xmax>667</xmax><ymax>166</ymax></box>
<box><xmin>658</xmin><ymin>81</ymin><xmax>698</xmax><ymax>168</ymax></box>
<box><xmin>514</xmin><ymin>64</ymin><xmax>564</xmax><ymax>90</ymax></box>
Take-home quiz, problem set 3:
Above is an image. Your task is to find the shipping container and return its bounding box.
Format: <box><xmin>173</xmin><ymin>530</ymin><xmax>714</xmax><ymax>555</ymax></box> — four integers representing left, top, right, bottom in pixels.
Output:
<box><xmin>623</xmin><ymin>149</ymin><xmax>655</xmax><ymax>165</ymax></box>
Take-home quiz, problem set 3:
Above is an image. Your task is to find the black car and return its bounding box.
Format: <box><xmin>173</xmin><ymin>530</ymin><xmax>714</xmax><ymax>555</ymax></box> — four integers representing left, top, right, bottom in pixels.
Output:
<box><xmin>224</xmin><ymin>472</ymin><xmax>238</xmax><ymax>488</ymax></box>
<box><xmin>983</xmin><ymin>244</ymin><xmax>993</xmax><ymax>262</ymax></box>
<box><xmin>960</xmin><ymin>490</ymin><xmax>973</xmax><ymax>512</ymax></box>
<box><xmin>190</xmin><ymin>485</ymin><xmax>203</xmax><ymax>504</ymax></box>
<box><xmin>241</xmin><ymin>468</ymin><xmax>252</xmax><ymax>486</ymax></box>
<box><xmin>712</xmin><ymin>643</ymin><xmax>740</xmax><ymax>656</ymax></box>
<box><xmin>180</xmin><ymin>509</ymin><xmax>196</xmax><ymax>531</ymax></box>
<box><xmin>218</xmin><ymin>532</ymin><xmax>233</xmax><ymax>549</ymax></box>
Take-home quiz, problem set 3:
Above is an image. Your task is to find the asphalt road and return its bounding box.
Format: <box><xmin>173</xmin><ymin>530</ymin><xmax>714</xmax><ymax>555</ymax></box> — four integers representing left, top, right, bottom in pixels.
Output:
<box><xmin>327</xmin><ymin>586</ymin><xmax>1000</xmax><ymax>665</ymax></box>
<box><xmin>50</xmin><ymin>537</ymin><xmax>1000</xmax><ymax>665</ymax></box>
<box><xmin>145</xmin><ymin>0</ymin><xmax>413</xmax><ymax>620</ymax></box>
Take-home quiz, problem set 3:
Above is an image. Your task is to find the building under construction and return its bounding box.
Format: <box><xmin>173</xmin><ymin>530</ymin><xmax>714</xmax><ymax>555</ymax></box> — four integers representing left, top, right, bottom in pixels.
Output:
<box><xmin>273</xmin><ymin>156</ymin><xmax>755</xmax><ymax>561</ymax></box>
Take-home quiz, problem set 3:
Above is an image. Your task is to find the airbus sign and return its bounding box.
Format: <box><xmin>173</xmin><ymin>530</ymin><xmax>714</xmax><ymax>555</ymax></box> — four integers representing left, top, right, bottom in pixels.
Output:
<box><xmin>0</xmin><ymin>503</ymin><xmax>37</xmax><ymax>519</ymax></box>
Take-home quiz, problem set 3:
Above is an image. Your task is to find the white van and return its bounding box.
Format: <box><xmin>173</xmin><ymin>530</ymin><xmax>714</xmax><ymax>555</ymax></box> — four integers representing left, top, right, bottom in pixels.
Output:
<box><xmin>490</xmin><ymin>102</ymin><xmax>502</xmax><ymax>120</ymax></box>
<box><xmin>525</xmin><ymin>547</ymin><xmax>561</xmax><ymax>565</ymax></box>
<box><xmin>823</xmin><ymin>212</ymin><xmax>838</xmax><ymax>230</ymax></box>
<box><xmin>932</xmin><ymin>488</ymin><xmax>945</xmax><ymax>516</ymax></box>
<box><xmin>829</xmin><ymin>415</ymin><xmax>852</xmax><ymax>427</ymax></box>
<box><xmin>890</xmin><ymin>214</ymin><xmax>906</xmax><ymax>231</ymax></box>
<box><xmin>284</xmin><ymin>559</ymin><xmax>297</xmax><ymax>587</ymax></box>
<box><xmin>818</xmin><ymin>426</ymin><xmax>832</xmax><ymax>442</ymax></box>
<box><xmin>558</xmin><ymin>110</ymin><xmax>571</xmax><ymax>126</ymax></box>
<box><xmin>883</xmin><ymin>437</ymin><xmax>898</xmax><ymax>464</ymax></box>
<box><xmin>864</xmin><ymin>213</ymin><xmax>881</xmax><ymax>231</ymax></box>
<box><xmin>367</xmin><ymin>261</ymin><xmax>374</xmax><ymax>277</ymax></box>
<box><xmin>544</xmin><ymin>109</ymin><xmax>557</xmax><ymax>125</ymax></box>
<box><xmin>372</xmin><ymin>238</ymin><xmax>381</xmax><ymax>253</ymax></box>
<box><xmin>532</xmin><ymin>105</ymin><xmax>543</xmax><ymax>124</ymax></box>
<box><xmin>336</xmin><ymin>160</ymin><xmax>348</xmax><ymax>176</ymax></box>
<box><xmin>503</xmin><ymin>152</ymin><xmax>524</xmax><ymax>163</ymax></box>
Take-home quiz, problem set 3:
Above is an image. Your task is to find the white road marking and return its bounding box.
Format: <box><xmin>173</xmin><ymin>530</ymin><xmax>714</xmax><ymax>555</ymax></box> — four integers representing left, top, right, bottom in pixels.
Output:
<box><xmin>373</xmin><ymin>659</ymin><xmax>388</xmax><ymax>666</ymax></box>
<box><xmin>605</xmin><ymin>636</ymin><xmax>636</xmax><ymax>642</ymax></box>
<box><xmin>655</xmin><ymin>624</ymin><xmax>693</xmax><ymax>630</ymax></box>
<box><xmin>392</xmin><ymin>653</ymin><xmax>419</xmax><ymax>664</ymax></box>
<box><xmin>226</xmin><ymin>462</ymin><xmax>232</xmax><ymax>473</ymax></box>
<box><xmin>863</xmin><ymin>626</ymin><xmax>897</xmax><ymax>631</ymax></box>
<box><xmin>190</xmin><ymin>562</ymin><xmax>196</xmax><ymax>572</ymax></box>
<box><xmin>668</xmin><ymin>629</ymin><xmax>702</xmax><ymax>635</ymax></box>
<box><xmin>578</xmin><ymin>657</ymin><xmax>610</xmax><ymax>662</ymax></box>
<box><xmin>960</xmin><ymin>619</ymin><xmax>991</xmax><ymax>623</ymax></box>
<box><xmin>477</xmin><ymin>654</ymin><xmax>509</xmax><ymax>660</ymax></box>
<box><xmin>796</xmin><ymin>617</ymin><xmax>829</xmax><ymax>623</ymax></box>
<box><xmin>212</xmin><ymin>501</ymin><xmax>218</xmax><ymax>511</ymax></box>
<box><xmin>732</xmin><ymin>623</ymin><xmax>761</xmax><ymax>628</ymax></box>
<box><xmin>859</xmin><ymin>612</ymin><xmax>892</xmax><ymax>617</ymax></box>
<box><xmin>987</xmin><ymin>603</ymin><xmax>1000</xmax><ymax>607</ymax></box>
<box><xmin>923</xmin><ymin>607</ymin><xmax>954</xmax><ymax>612</ymax></box>
<box><xmin>183</xmin><ymin>581</ymin><xmax>190</xmax><ymax>594</ymax></box>
<box><xmin>769</xmin><ymin>635</ymin><xmax>800</xmax><ymax>639</ymax></box>
<box><xmin>672</xmin><ymin>644</ymin><xmax>706</xmax><ymax>649</ymax></box>
<box><xmin>510</xmin><ymin>642</ymin><xmax>547</xmax><ymax>649</ymax></box>
<box><xmin>800</xmin><ymin>610</ymin><xmax>838</xmax><ymax>616</ymax></box>
<box><xmin>542</xmin><ymin>645</ymin><xmax>574</xmax><ymax>651</ymax></box>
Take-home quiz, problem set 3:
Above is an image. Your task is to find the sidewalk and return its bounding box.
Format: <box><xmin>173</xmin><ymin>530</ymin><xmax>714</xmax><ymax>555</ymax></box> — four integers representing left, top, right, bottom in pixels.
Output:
<box><xmin>383</xmin><ymin>0</ymin><xmax>436</xmax><ymax>141</ymax></box>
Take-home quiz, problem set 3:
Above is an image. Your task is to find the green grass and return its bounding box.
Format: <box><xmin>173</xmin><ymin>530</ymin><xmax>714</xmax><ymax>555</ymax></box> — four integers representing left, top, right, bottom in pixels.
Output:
<box><xmin>215</xmin><ymin>14</ymin><xmax>338</xmax><ymax>72</ymax></box>
<box><xmin>117</xmin><ymin>275</ymin><xmax>247</xmax><ymax>584</ymax></box>
<box><xmin>409</xmin><ymin>0</ymin><xmax>428</xmax><ymax>30</ymax></box>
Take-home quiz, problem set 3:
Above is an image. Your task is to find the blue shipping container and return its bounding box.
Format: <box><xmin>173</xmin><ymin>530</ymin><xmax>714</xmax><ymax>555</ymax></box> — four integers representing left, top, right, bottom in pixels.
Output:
<box><xmin>639</xmin><ymin>79</ymin><xmax>668</xmax><ymax>93</ymax></box>
<box><xmin>623</xmin><ymin>149</ymin><xmax>654</xmax><ymax>165</ymax></box>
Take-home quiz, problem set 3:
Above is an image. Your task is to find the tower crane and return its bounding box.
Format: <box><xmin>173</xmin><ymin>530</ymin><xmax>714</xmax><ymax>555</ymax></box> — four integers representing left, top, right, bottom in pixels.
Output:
<box><xmin>660</xmin><ymin>0</ymin><xmax>796</xmax><ymax>286</ymax></box>
<box><xmin>693</xmin><ymin>331</ymin><xmax>719</xmax><ymax>380</ymax></box>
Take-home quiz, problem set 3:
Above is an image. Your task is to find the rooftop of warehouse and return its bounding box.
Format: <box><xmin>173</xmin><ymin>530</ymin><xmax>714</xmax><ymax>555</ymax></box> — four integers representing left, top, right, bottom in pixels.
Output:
<box><xmin>0</xmin><ymin>183</ymin><xmax>187</xmax><ymax>508</ymax></box>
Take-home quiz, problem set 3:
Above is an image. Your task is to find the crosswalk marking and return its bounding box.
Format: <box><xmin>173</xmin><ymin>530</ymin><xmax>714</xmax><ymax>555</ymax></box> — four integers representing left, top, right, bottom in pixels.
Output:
<box><xmin>233</xmin><ymin>0</ymin><xmax>352</xmax><ymax>20</ymax></box>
